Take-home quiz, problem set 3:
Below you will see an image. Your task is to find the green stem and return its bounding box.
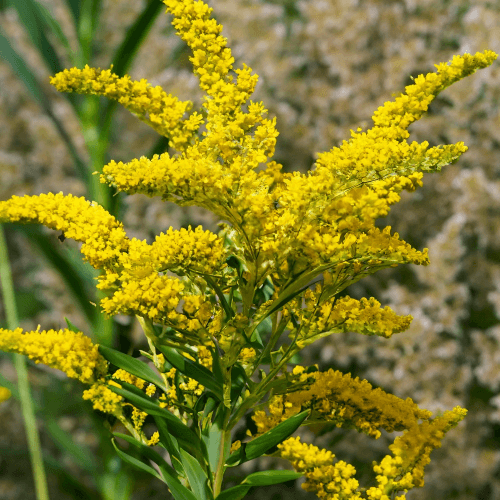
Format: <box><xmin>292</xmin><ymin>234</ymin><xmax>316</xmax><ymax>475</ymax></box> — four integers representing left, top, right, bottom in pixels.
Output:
<box><xmin>79</xmin><ymin>95</ymin><xmax>114</xmax><ymax>346</ymax></box>
<box><xmin>0</xmin><ymin>226</ymin><xmax>50</xmax><ymax>500</ymax></box>
<box><xmin>213</xmin><ymin>408</ymin><xmax>231</xmax><ymax>497</ymax></box>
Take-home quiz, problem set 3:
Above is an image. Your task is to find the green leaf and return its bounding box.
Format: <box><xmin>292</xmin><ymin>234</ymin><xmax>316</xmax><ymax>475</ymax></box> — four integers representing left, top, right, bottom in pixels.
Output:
<box><xmin>12</xmin><ymin>220</ymin><xmax>97</xmax><ymax>326</ymax></box>
<box><xmin>33</xmin><ymin>0</ymin><xmax>78</xmax><ymax>65</ymax></box>
<box><xmin>153</xmin><ymin>417</ymin><xmax>186</xmax><ymax>477</ymax></box>
<box><xmin>113</xmin><ymin>432</ymin><xmax>176</xmax><ymax>481</ymax></box>
<box><xmin>230</xmin><ymin>364</ymin><xmax>247</xmax><ymax>409</ymax></box>
<box><xmin>64</xmin><ymin>0</ymin><xmax>81</xmax><ymax>29</ymax></box>
<box><xmin>157</xmin><ymin>345</ymin><xmax>223</xmax><ymax>400</ymax></box>
<box><xmin>106</xmin><ymin>384</ymin><xmax>202</xmax><ymax>454</ymax></box>
<box><xmin>9</xmin><ymin>0</ymin><xmax>63</xmax><ymax>75</ymax></box>
<box><xmin>110</xmin><ymin>0</ymin><xmax>163</xmax><ymax>78</ymax></box>
<box><xmin>242</xmin><ymin>470</ymin><xmax>302</xmax><ymax>486</ymax></box>
<box><xmin>0</xmin><ymin>30</ymin><xmax>47</xmax><ymax>106</ymax></box>
<box><xmin>215</xmin><ymin>485</ymin><xmax>251</xmax><ymax>500</ymax></box>
<box><xmin>101</xmin><ymin>0</ymin><xmax>164</xmax><ymax>137</ymax></box>
<box><xmin>64</xmin><ymin>317</ymin><xmax>81</xmax><ymax>334</ymax></box>
<box><xmin>114</xmin><ymin>434</ymin><xmax>199</xmax><ymax>500</ymax></box>
<box><xmin>180</xmin><ymin>449</ymin><xmax>212</xmax><ymax>500</ymax></box>
<box><xmin>209</xmin><ymin>346</ymin><xmax>224</xmax><ymax>386</ymax></box>
<box><xmin>202</xmin><ymin>406</ymin><xmax>230</xmax><ymax>477</ymax></box>
<box><xmin>46</xmin><ymin>417</ymin><xmax>97</xmax><ymax>474</ymax></box>
<box><xmin>226</xmin><ymin>410</ymin><xmax>310</xmax><ymax>466</ymax></box>
<box><xmin>245</xmin><ymin>409</ymin><xmax>309</xmax><ymax>461</ymax></box>
<box><xmin>112</xmin><ymin>438</ymin><xmax>164</xmax><ymax>482</ymax></box>
<box><xmin>98</xmin><ymin>345</ymin><xmax>167</xmax><ymax>392</ymax></box>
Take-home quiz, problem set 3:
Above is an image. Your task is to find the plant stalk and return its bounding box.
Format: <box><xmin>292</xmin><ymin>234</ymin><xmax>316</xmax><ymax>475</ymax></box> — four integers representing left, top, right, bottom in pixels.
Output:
<box><xmin>0</xmin><ymin>226</ymin><xmax>50</xmax><ymax>500</ymax></box>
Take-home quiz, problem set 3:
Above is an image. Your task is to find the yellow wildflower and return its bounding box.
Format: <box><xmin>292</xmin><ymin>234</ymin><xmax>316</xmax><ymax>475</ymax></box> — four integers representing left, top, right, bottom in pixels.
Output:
<box><xmin>147</xmin><ymin>431</ymin><xmax>160</xmax><ymax>446</ymax></box>
<box><xmin>82</xmin><ymin>380</ymin><xmax>123</xmax><ymax>416</ymax></box>
<box><xmin>0</xmin><ymin>387</ymin><xmax>11</xmax><ymax>404</ymax></box>
<box><xmin>278</xmin><ymin>436</ymin><xmax>363</xmax><ymax>500</ymax></box>
<box><xmin>253</xmin><ymin>368</ymin><xmax>432</xmax><ymax>439</ymax></box>
<box><xmin>0</xmin><ymin>327</ymin><xmax>108</xmax><ymax>384</ymax></box>
<box><xmin>0</xmin><ymin>193</ymin><xmax>129</xmax><ymax>270</ymax></box>
<box><xmin>112</xmin><ymin>369</ymin><xmax>146</xmax><ymax>390</ymax></box>
<box><xmin>50</xmin><ymin>65</ymin><xmax>202</xmax><ymax>150</ymax></box>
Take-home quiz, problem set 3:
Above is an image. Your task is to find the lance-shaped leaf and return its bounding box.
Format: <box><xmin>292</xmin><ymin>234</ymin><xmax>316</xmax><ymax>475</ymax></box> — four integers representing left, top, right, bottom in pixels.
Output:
<box><xmin>112</xmin><ymin>438</ymin><xmax>164</xmax><ymax>482</ymax></box>
<box><xmin>9</xmin><ymin>0</ymin><xmax>62</xmax><ymax>75</ymax></box>
<box><xmin>114</xmin><ymin>432</ymin><xmax>200</xmax><ymax>500</ymax></box>
<box><xmin>99</xmin><ymin>345</ymin><xmax>167</xmax><ymax>392</ymax></box>
<box><xmin>106</xmin><ymin>384</ymin><xmax>201</xmax><ymax>454</ymax></box>
<box><xmin>153</xmin><ymin>417</ymin><xmax>186</xmax><ymax>477</ymax></box>
<box><xmin>179</xmin><ymin>449</ymin><xmax>212</xmax><ymax>500</ymax></box>
<box><xmin>226</xmin><ymin>410</ymin><xmax>310</xmax><ymax>466</ymax></box>
<box><xmin>113</xmin><ymin>436</ymin><xmax>199</xmax><ymax>500</ymax></box>
<box><xmin>202</xmin><ymin>405</ymin><xmax>230</xmax><ymax>477</ymax></box>
<box><xmin>157</xmin><ymin>345</ymin><xmax>223</xmax><ymax>400</ymax></box>
<box><xmin>215</xmin><ymin>470</ymin><xmax>301</xmax><ymax>499</ymax></box>
<box><xmin>113</xmin><ymin>432</ymin><xmax>173</xmax><ymax>479</ymax></box>
<box><xmin>215</xmin><ymin>485</ymin><xmax>251</xmax><ymax>500</ymax></box>
<box><xmin>241</xmin><ymin>470</ymin><xmax>302</xmax><ymax>486</ymax></box>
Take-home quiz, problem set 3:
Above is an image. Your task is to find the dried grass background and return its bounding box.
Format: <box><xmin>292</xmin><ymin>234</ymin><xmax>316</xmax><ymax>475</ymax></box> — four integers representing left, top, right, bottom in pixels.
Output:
<box><xmin>0</xmin><ymin>0</ymin><xmax>499</xmax><ymax>498</ymax></box>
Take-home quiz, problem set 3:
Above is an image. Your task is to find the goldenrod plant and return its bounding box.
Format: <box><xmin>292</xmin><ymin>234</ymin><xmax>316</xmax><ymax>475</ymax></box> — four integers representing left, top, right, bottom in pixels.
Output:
<box><xmin>0</xmin><ymin>0</ymin><xmax>497</xmax><ymax>499</ymax></box>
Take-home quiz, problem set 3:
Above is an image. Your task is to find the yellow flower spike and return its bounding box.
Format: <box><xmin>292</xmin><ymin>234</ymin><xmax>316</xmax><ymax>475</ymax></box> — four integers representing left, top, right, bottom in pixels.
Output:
<box><xmin>0</xmin><ymin>327</ymin><xmax>108</xmax><ymax>384</ymax></box>
<box><xmin>82</xmin><ymin>380</ymin><xmax>124</xmax><ymax>416</ymax></box>
<box><xmin>112</xmin><ymin>369</ymin><xmax>146</xmax><ymax>390</ymax></box>
<box><xmin>253</xmin><ymin>368</ymin><xmax>432</xmax><ymax>439</ymax></box>
<box><xmin>278</xmin><ymin>437</ymin><xmax>364</xmax><ymax>499</ymax></box>
<box><xmin>50</xmin><ymin>65</ymin><xmax>202</xmax><ymax>151</ymax></box>
<box><xmin>0</xmin><ymin>386</ymin><xmax>11</xmax><ymax>404</ymax></box>
<box><xmin>147</xmin><ymin>431</ymin><xmax>160</xmax><ymax>446</ymax></box>
<box><xmin>289</xmin><ymin>294</ymin><xmax>413</xmax><ymax>347</ymax></box>
<box><xmin>367</xmin><ymin>407</ymin><xmax>467</xmax><ymax>498</ymax></box>
<box><xmin>0</xmin><ymin>192</ymin><xmax>129</xmax><ymax>270</ymax></box>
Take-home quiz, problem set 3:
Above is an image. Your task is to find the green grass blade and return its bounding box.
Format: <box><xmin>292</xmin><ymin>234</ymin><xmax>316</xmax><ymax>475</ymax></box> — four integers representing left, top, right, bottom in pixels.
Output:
<box><xmin>9</xmin><ymin>0</ymin><xmax>63</xmax><ymax>75</ymax></box>
<box><xmin>63</xmin><ymin>0</ymin><xmax>80</xmax><ymax>29</ymax></box>
<box><xmin>101</xmin><ymin>0</ymin><xmax>164</xmax><ymax>135</ymax></box>
<box><xmin>0</xmin><ymin>30</ymin><xmax>88</xmax><ymax>180</ymax></box>
<box><xmin>77</xmin><ymin>0</ymin><xmax>102</xmax><ymax>64</ymax></box>
<box><xmin>11</xmin><ymin>224</ymin><xmax>97</xmax><ymax>327</ymax></box>
<box><xmin>0</xmin><ymin>226</ymin><xmax>50</xmax><ymax>500</ymax></box>
<box><xmin>0</xmin><ymin>29</ymin><xmax>46</xmax><ymax>104</ymax></box>
<box><xmin>98</xmin><ymin>345</ymin><xmax>167</xmax><ymax>392</ymax></box>
<box><xmin>111</xmin><ymin>0</ymin><xmax>163</xmax><ymax>77</ymax></box>
<box><xmin>45</xmin><ymin>417</ymin><xmax>98</xmax><ymax>474</ymax></box>
<box><xmin>34</xmin><ymin>0</ymin><xmax>78</xmax><ymax>66</ymax></box>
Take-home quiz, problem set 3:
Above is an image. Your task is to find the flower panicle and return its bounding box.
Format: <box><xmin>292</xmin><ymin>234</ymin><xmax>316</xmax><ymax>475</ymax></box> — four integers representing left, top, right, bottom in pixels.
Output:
<box><xmin>0</xmin><ymin>192</ymin><xmax>129</xmax><ymax>270</ymax></box>
<box><xmin>0</xmin><ymin>327</ymin><xmax>108</xmax><ymax>384</ymax></box>
<box><xmin>253</xmin><ymin>367</ymin><xmax>432</xmax><ymax>439</ymax></box>
<box><xmin>50</xmin><ymin>65</ymin><xmax>203</xmax><ymax>150</ymax></box>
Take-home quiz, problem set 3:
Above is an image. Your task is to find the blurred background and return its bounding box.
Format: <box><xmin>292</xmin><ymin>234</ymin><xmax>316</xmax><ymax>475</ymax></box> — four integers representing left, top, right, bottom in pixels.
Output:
<box><xmin>0</xmin><ymin>0</ymin><xmax>499</xmax><ymax>498</ymax></box>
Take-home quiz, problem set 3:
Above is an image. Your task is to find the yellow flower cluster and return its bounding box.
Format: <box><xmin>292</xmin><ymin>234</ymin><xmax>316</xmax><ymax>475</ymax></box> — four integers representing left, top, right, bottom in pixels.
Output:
<box><xmin>278</xmin><ymin>408</ymin><xmax>464</xmax><ymax>500</ymax></box>
<box><xmin>0</xmin><ymin>192</ymin><xmax>225</xmax><ymax>328</ymax></box>
<box><xmin>315</xmin><ymin>51</ymin><xmax>497</xmax><ymax>184</ymax></box>
<box><xmin>0</xmin><ymin>387</ymin><xmax>11</xmax><ymax>404</ymax></box>
<box><xmin>112</xmin><ymin>368</ymin><xmax>146</xmax><ymax>390</ymax></box>
<box><xmin>101</xmin><ymin>0</ymin><xmax>279</xmax><ymax>245</ymax></box>
<box><xmin>285</xmin><ymin>286</ymin><xmax>413</xmax><ymax>348</ymax></box>
<box><xmin>366</xmin><ymin>407</ymin><xmax>467</xmax><ymax>498</ymax></box>
<box><xmin>252</xmin><ymin>368</ymin><xmax>431</xmax><ymax>439</ymax></box>
<box><xmin>0</xmin><ymin>193</ymin><xmax>129</xmax><ymax>270</ymax></box>
<box><xmin>49</xmin><ymin>65</ymin><xmax>202</xmax><ymax>150</ymax></box>
<box><xmin>372</xmin><ymin>52</ymin><xmax>498</xmax><ymax>132</ymax></box>
<box><xmin>82</xmin><ymin>380</ymin><xmax>124</xmax><ymax>416</ymax></box>
<box><xmin>0</xmin><ymin>327</ymin><xmax>108</xmax><ymax>384</ymax></box>
<box><xmin>278</xmin><ymin>437</ymin><xmax>363</xmax><ymax>500</ymax></box>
